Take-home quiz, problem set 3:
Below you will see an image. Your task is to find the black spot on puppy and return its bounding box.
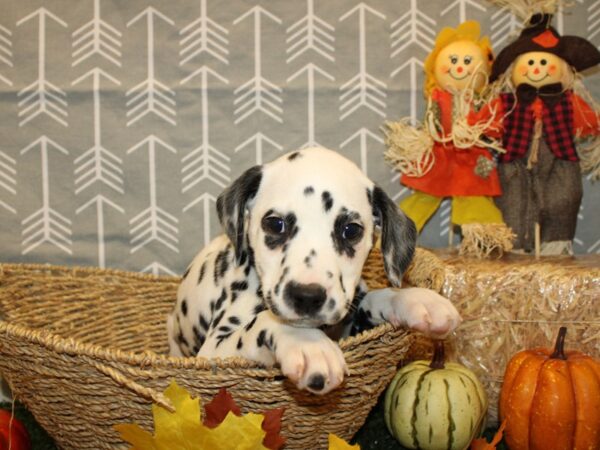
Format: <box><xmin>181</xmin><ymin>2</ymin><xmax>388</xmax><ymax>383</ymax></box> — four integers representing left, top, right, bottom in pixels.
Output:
<box><xmin>199</xmin><ymin>314</ymin><xmax>209</xmax><ymax>331</ymax></box>
<box><xmin>237</xmin><ymin>337</ymin><xmax>243</xmax><ymax>349</ymax></box>
<box><xmin>181</xmin><ymin>299</ymin><xmax>188</xmax><ymax>316</ymax></box>
<box><xmin>322</xmin><ymin>191</ymin><xmax>333</xmax><ymax>212</ymax></box>
<box><xmin>256</xmin><ymin>329</ymin><xmax>267</xmax><ymax>348</ymax></box>
<box><xmin>192</xmin><ymin>326</ymin><xmax>205</xmax><ymax>347</ymax></box>
<box><xmin>228</xmin><ymin>316</ymin><xmax>241</xmax><ymax>326</ymax></box>
<box><xmin>231</xmin><ymin>280</ymin><xmax>248</xmax><ymax>292</ymax></box>
<box><xmin>177</xmin><ymin>331</ymin><xmax>190</xmax><ymax>348</ymax></box>
<box><xmin>332</xmin><ymin>209</ymin><xmax>363</xmax><ymax>258</ymax></box>
<box><xmin>304</xmin><ymin>186</ymin><xmax>314</xmax><ymax>196</ymax></box>
<box><xmin>307</xmin><ymin>374</ymin><xmax>325</xmax><ymax>391</ymax></box>
<box><xmin>264</xmin><ymin>213</ymin><xmax>298</xmax><ymax>249</ymax></box>
<box><xmin>213</xmin><ymin>246</ymin><xmax>231</xmax><ymax>283</ymax></box>
<box><xmin>288</xmin><ymin>151</ymin><xmax>301</xmax><ymax>161</ymax></box>
<box><xmin>182</xmin><ymin>265</ymin><xmax>191</xmax><ymax>279</ymax></box>
<box><xmin>197</xmin><ymin>261</ymin><xmax>207</xmax><ymax>285</ymax></box>
<box><xmin>212</xmin><ymin>310</ymin><xmax>225</xmax><ymax>328</ymax></box>
<box><xmin>215</xmin><ymin>289</ymin><xmax>227</xmax><ymax>311</ymax></box>
<box><xmin>245</xmin><ymin>316</ymin><xmax>257</xmax><ymax>331</ymax></box>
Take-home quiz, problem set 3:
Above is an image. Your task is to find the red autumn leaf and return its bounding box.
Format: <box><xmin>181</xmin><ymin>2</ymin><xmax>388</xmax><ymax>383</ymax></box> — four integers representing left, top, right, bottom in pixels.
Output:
<box><xmin>203</xmin><ymin>388</ymin><xmax>242</xmax><ymax>428</ymax></box>
<box><xmin>202</xmin><ymin>388</ymin><xmax>287</xmax><ymax>449</ymax></box>
<box><xmin>261</xmin><ymin>408</ymin><xmax>286</xmax><ymax>450</ymax></box>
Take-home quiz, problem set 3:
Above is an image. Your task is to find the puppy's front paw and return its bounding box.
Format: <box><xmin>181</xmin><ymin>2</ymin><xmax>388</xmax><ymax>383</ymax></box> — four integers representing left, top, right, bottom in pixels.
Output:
<box><xmin>388</xmin><ymin>287</ymin><xmax>461</xmax><ymax>338</ymax></box>
<box><xmin>275</xmin><ymin>327</ymin><xmax>348</xmax><ymax>395</ymax></box>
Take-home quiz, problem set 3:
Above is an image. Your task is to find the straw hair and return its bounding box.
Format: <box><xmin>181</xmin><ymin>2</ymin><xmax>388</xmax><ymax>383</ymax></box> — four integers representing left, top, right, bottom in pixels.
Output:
<box><xmin>0</xmin><ymin>256</ymin><xmax>413</xmax><ymax>450</ymax></box>
<box><xmin>383</xmin><ymin>118</ymin><xmax>435</xmax><ymax>177</ymax></box>
<box><xmin>459</xmin><ymin>223</ymin><xmax>516</xmax><ymax>258</ymax></box>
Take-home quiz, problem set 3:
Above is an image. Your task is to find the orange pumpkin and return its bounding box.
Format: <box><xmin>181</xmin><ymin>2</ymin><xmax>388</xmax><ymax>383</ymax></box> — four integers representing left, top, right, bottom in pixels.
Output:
<box><xmin>499</xmin><ymin>327</ymin><xmax>600</xmax><ymax>450</ymax></box>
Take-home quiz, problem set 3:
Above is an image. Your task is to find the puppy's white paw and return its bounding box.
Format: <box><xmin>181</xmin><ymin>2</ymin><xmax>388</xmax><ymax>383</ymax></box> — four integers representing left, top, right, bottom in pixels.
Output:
<box><xmin>275</xmin><ymin>327</ymin><xmax>348</xmax><ymax>394</ymax></box>
<box><xmin>386</xmin><ymin>288</ymin><xmax>461</xmax><ymax>338</ymax></box>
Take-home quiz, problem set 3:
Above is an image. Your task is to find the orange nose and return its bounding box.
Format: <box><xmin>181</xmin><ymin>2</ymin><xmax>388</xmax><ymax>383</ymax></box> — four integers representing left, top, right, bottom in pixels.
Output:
<box><xmin>533</xmin><ymin>68</ymin><xmax>540</xmax><ymax>75</ymax></box>
<box><xmin>457</xmin><ymin>66</ymin><xmax>463</xmax><ymax>73</ymax></box>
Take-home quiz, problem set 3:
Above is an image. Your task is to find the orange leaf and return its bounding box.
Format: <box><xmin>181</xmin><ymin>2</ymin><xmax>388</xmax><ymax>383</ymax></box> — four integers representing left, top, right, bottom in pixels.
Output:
<box><xmin>470</xmin><ymin>420</ymin><xmax>506</xmax><ymax>450</ymax></box>
<box><xmin>203</xmin><ymin>388</ymin><xmax>242</xmax><ymax>428</ymax></box>
<box><xmin>261</xmin><ymin>408</ymin><xmax>286</xmax><ymax>450</ymax></box>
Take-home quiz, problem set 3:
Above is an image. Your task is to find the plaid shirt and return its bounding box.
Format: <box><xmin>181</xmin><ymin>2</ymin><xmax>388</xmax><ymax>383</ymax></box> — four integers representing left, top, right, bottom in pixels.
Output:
<box><xmin>499</xmin><ymin>90</ymin><xmax>579</xmax><ymax>163</ymax></box>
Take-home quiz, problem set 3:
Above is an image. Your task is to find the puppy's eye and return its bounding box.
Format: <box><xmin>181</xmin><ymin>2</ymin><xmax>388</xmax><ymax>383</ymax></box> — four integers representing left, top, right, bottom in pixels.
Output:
<box><xmin>262</xmin><ymin>216</ymin><xmax>286</xmax><ymax>234</ymax></box>
<box><xmin>342</xmin><ymin>223</ymin><xmax>363</xmax><ymax>241</ymax></box>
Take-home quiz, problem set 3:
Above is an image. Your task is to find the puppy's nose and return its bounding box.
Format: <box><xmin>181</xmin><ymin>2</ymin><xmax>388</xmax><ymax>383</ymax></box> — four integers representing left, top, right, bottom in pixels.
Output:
<box><xmin>284</xmin><ymin>282</ymin><xmax>327</xmax><ymax>316</ymax></box>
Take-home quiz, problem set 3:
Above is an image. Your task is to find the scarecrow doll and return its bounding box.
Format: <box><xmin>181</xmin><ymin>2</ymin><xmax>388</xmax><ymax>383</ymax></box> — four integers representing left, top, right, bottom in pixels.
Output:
<box><xmin>385</xmin><ymin>21</ymin><xmax>513</xmax><ymax>257</ymax></box>
<box><xmin>474</xmin><ymin>10</ymin><xmax>600</xmax><ymax>255</ymax></box>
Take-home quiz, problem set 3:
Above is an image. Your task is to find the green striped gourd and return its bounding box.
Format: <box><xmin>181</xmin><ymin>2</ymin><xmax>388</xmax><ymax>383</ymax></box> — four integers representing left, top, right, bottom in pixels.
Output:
<box><xmin>384</xmin><ymin>340</ymin><xmax>488</xmax><ymax>450</ymax></box>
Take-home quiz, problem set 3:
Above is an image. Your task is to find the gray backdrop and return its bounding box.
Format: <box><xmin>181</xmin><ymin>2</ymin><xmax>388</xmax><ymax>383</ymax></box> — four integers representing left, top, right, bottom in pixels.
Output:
<box><xmin>1</xmin><ymin>0</ymin><xmax>599</xmax><ymax>276</ymax></box>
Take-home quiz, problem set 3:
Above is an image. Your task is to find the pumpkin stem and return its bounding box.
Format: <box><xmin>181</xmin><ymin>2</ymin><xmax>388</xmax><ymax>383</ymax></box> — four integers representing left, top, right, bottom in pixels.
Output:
<box><xmin>550</xmin><ymin>326</ymin><xmax>568</xmax><ymax>360</ymax></box>
<box><xmin>430</xmin><ymin>340</ymin><xmax>446</xmax><ymax>369</ymax></box>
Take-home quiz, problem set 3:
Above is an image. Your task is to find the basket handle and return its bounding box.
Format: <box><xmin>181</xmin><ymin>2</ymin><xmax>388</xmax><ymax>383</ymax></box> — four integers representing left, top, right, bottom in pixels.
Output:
<box><xmin>90</xmin><ymin>360</ymin><xmax>175</xmax><ymax>413</ymax></box>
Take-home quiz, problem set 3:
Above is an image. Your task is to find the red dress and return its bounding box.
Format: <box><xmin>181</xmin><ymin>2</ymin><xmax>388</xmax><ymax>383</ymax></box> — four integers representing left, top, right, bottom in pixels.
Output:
<box><xmin>401</xmin><ymin>88</ymin><xmax>502</xmax><ymax>197</ymax></box>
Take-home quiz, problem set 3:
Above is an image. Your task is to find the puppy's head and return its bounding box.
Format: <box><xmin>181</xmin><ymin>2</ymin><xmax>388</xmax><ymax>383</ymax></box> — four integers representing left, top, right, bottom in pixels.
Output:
<box><xmin>217</xmin><ymin>147</ymin><xmax>416</xmax><ymax>327</ymax></box>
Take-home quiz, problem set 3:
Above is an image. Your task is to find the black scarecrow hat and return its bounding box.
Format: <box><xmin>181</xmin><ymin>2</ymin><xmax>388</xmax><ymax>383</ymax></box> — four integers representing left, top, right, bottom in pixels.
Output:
<box><xmin>490</xmin><ymin>13</ymin><xmax>600</xmax><ymax>81</ymax></box>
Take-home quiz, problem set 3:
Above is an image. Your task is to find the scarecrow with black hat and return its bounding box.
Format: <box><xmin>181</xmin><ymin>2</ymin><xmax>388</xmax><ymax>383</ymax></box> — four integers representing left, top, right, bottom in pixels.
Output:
<box><xmin>473</xmin><ymin>2</ymin><xmax>600</xmax><ymax>255</ymax></box>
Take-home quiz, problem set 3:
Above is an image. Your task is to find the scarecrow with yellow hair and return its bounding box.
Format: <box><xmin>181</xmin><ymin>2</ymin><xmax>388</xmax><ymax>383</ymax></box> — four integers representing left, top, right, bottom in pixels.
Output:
<box><xmin>385</xmin><ymin>21</ymin><xmax>513</xmax><ymax>256</ymax></box>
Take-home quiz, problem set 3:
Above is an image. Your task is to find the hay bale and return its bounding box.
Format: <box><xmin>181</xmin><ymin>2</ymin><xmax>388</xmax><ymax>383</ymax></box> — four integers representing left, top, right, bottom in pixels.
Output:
<box><xmin>404</xmin><ymin>249</ymin><xmax>600</xmax><ymax>424</ymax></box>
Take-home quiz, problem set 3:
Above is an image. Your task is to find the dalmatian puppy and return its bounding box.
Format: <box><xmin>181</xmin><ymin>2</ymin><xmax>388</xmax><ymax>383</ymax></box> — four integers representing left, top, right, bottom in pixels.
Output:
<box><xmin>168</xmin><ymin>147</ymin><xmax>460</xmax><ymax>394</ymax></box>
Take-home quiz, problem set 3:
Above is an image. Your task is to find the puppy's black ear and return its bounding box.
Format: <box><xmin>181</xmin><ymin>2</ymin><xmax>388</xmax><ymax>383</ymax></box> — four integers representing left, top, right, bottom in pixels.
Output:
<box><xmin>216</xmin><ymin>165</ymin><xmax>263</xmax><ymax>262</ymax></box>
<box><xmin>371</xmin><ymin>186</ymin><xmax>416</xmax><ymax>287</ymax></box>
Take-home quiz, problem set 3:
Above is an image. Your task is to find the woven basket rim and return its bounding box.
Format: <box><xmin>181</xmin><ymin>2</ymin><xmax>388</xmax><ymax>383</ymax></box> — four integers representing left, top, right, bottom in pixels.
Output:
<box><xmin>0</xmin><ymin>262</ymin><xmax>401</xmax><ymax>373</ymax></box>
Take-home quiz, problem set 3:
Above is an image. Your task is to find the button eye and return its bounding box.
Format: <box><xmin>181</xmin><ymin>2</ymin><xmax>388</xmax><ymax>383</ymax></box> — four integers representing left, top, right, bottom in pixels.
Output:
<box><xmin>540</xmin><ymin>59</ymin><xmax>547</xmax><ymax>66</ymax></box>
<box><xmin>342</xmin><ymin>223</ymin><xmax>363</xmax><ymax>241</ymax></box>
<box><xmin>450</xmin><ymin>55</ymin><xmax>458</xmax><ymax>64</ymax></box>
<box><xmin>528</xmin><ymin>59</ymin><xmax>535</xmax><ymax>66</ymax></box>
<box><xmin>464</xmin><ymin>55</ymin><xmax>472</xmax><ymax>65</ymax></box>
<box><xmin>262</xmin><ymin>216</ymin><xmax>286</xmax><ymax>235</ymax></box>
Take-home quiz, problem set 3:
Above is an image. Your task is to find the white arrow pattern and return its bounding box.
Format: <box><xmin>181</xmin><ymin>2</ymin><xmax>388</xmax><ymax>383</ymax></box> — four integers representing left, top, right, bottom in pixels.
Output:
<box><xmin>126</xmin><ymin>7</ymin><xmax>176</xmax><ymax>126</ymax></box>
<box><xmin>339</xmin><ymin>3</ymin><xmax>387</xmax><ymax>120</ymax></box>
<box><xmin>390</xmin><ymin>0</ymin><xmax>436</xmax><ymax>57</ymax></box>
<box><xmin>72</xmin><ymin>0</ymin><xmax>122</xmax><ymax>67</ymax></box>
<box><xmin>490</xmin><ymin>6</ymin><xmax>521</xmax><ymax>48</ymax></box>
<box><xmin>286</xmin><ymin>0</ymin><xmax>335</xmax><ymax>63</ymax></box>
<box><xmin>0</xmin><ymin>24</ymin><xmax>12</xmax><ymax>86</ymax></box>
<box><xmin>182</xmin><ymin>192</ymin><xmax>216</xmax><ymax>248</ymax></box>
<box><xmin>1</xmin><ymin>1</ymin><xmax>600</xmax><ymax>275</ymax></box>
<box><xmin>0</xmin><ymin>151</ymin><xmax>16</xmax><ymax>214</ymax></box>
<box><xmin>233</xmin><ymin>6</ymin><xmax>283</xmax><ymax>124</ymax></box>
<box><xmin>588</xmin><ymin>0</ymin><xmax>600</xmax><ymax>40</ymax></box>
<box><xmin>340</xmin><ymin>127</ymin><xmax>383</xmax><ymax>175</ymax></box>
<box><xmin>128</xmin><ymin>136</ymin><xmax>179</xmax><ymax>254</ymax></box>
<box><xmin>235</xmin><ymin>133</ymin><xmax>282</xmax><ymax>166</ymax></box>
<box><xmin>20</xmin><ymin>137</ymin><xmax>71</xmax><ymax>255</ymax></box>
<box><xmin>181</xmin><ymin>66</ymin><xmax>230</xmax><ymax>199</ymax></box>
<box><xmin>17</xmin><ymin>8</ymin><xmax>68</xmax><ymax>127</ymax></box>
<box><xmin>391</xmin><ymin>56</ymin><xmax>424</xmax><ymax>124</ymax></box>
<box><xmin>288</xmin><ymin>63</ymin><xmax>334</xmax><ymax>149</ymax></box>
<box><xmin>440</xmin><ymin>0</ymin><xmax>486</xmax><ymax>22</ymax></box>
<box><xmin>72</xmin><ymin>68</ymin><xmax>124</xmax><ymax>195</ymax></box>
<box><xmin>180</xmin><ymin>0</ymin><xmax>229</xmax><ymax>66</ymax></box>
<box><xmin>76</xmin><ymin>195</ymin><xmax>124</xmax><ymax>268</ymax></box>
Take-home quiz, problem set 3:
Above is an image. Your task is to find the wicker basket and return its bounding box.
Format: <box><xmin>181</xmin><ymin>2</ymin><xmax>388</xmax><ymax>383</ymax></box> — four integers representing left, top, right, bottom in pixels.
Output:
<box><xmin>0</xmin><ymin>249</ymin><xmax>413</xmax><ymax>450</ymax></box>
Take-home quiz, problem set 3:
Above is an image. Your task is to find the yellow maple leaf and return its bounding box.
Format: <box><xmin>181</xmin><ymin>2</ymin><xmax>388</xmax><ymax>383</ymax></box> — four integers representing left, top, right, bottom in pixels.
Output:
<box><xmin>115</xmin><ymin>380</ymin><xmax>270</xmax><ymax>450</ymax></box>
<box><xmin>195</xmin><ymin>411</ymin><xmax>267</xmax><ymax>450</ymax></box>
<box><xmin>328</xmin><ymin>433</ymin><xmax>361</xmax><ymax>450</ymax></box>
